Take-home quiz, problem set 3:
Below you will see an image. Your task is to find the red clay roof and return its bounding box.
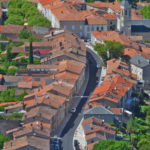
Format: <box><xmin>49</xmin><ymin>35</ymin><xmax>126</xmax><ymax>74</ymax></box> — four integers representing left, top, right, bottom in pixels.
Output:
<box><xmin>92</xmin><ymin>31</ymin><xmax>139</xmax><ymax>49</ymax></box>
<box><xmin>88</xmin><ymin>2</ymin><xmax>121</xmax><ymax>14</ymax></box>
<box><xmin>124</xmin><ymin>48</ymin><xmax>139</xmax><ymax>57</ymax></box>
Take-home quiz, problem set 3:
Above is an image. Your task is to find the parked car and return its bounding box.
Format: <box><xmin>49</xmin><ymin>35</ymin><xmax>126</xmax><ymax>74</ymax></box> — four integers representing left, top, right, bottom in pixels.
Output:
<box><xmin>74</xmin><ymin>140</ymin><xmax>80</xmax><ymax>150</ymax></box>
<box><xmin>70</xmin><ymin>108</ymin><xmax>76</xmax><ymax>113</ymax></box>
<box><xmin>51</xmin><ymin>137</ymin><xmax>62</xmax><ymax>150</ymax></box>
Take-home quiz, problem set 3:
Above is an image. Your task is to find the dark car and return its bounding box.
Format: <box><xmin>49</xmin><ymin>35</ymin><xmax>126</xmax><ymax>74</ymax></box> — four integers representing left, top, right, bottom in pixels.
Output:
<box><xmin>74</xmin><ymin>140</ymin><xmax>80</xmax><ymax>150</ymax></box>
<box><xmin>51</xmin><ymin>137</ymin><xmax>62</xmax><ymax>150</ymax></box>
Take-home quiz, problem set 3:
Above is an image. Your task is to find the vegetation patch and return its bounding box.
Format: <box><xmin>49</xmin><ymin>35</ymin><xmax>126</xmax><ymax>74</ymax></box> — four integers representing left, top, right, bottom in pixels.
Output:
<box><xmin>5</xmin><ymin>0</ymin><xmax>51</xmax><ymax>27</ymax></box>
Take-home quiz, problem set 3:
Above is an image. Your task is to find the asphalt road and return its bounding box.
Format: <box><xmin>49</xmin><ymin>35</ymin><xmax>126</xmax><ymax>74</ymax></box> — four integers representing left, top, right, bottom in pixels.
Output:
<box><xmin>60</xmin><ymin>50</ymin><xmax>101</xmax><ymax>150</ymax></box>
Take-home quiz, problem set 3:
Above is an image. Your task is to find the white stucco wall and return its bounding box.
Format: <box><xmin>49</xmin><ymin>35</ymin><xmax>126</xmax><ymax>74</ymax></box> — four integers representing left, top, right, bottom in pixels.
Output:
<box><xmin>131</xmin><ymin>64</ymin><xmax>143</xmax><ymax>81</ymax></box>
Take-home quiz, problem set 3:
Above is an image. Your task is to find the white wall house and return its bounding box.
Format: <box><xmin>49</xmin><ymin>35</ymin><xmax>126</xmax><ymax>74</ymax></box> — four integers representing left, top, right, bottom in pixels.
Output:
<box><xmin>38</xmin><ymin>1</ymin><xmax>108</xmax><ymax>39</ymax></box>
<box><xmin>91</xmin><ymin>33</ymin><xmax>104</xmax><ymax>45</ymax></box>
<box><xmin>38</xmin><ymin>2</ymin><xmax>61</xmax><ymax>28</ymax></box>
<box><xmin>131</xmin><ymin>64</ymin><xmax>143</xmax><ymax>81</ymax></box>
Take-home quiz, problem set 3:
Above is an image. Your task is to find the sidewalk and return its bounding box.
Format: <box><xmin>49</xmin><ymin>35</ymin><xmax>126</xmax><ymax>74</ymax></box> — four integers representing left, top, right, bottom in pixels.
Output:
<box><xmin>74</xmin><ymin>119</ymin><xmax>87</xmax><ymax>150</ymax></box>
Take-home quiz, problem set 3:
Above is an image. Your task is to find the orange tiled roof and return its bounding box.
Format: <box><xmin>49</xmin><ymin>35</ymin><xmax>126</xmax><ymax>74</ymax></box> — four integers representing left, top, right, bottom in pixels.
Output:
<box><xmin>88</xmin><ymin>2</ymin><xmax>121</xmax><ymax>14</ymax></box>
<box><xmin>107</xmin><ymin>59</ymin><xmax>129</xmax><ymax>75</ymax></box>
<box><xmin>89</xmin><ymin>73</ymin><xmax>135</xmax><ymax>104</ymax></box>
<box><xmin>4</xmin><ymin>136</ymin><xmax>50</xmax><ymax>150</ymax></box>
<box><xmin>26</xmin><ymin>93</ymin><xmax>67</xmax><ymax>110</ymax></box>
<box><xmin>13</xmin><ymin>123</ymin><xmax>51</xmax><ymax>139</ymax></box>
<box><xmin>0</xmin><ymin>74</ymin><xmax>3</xmax><ymax>79</ymax></box>
<box><xmin>102</xmin><ymin>13</ymin><xmax>117</xmax><ymax>20</ymax></box>
<box><xmin>55</xmin><ymin>71</ymin><xmax>79</xmax><ymax>84</ymax></box>
<box><xmin>18</xmin><ymin>81</ymin><xmax>33</xmax><ymax>89</ymax></box>
<box><xmin>92</xmin><ymin>31</ymin><xmax>139</xmax><ymax>49</ymax></box>
<box><xmin>43</xmin><ymin>0</ymin><xmax>108</xmax><ymax>24</ymax></box>
<box><xmin>109</xmin><ymin>107</ymin><xmax>123</xmax><ymax>115</ymax></box>
<box><xmin>141</xmin><ymin>47</ymin><xmax>150</xmax><ymax>59</ymax></box>
<box><xmin>58</xmin><ymin>60</ymin><xmax>85</xmax><ymax>75</ymax></box>
<box><xmin>82</xmin><ymin>117</ymin><xmax>116</xmax><ymax>148</ymax></box>
<box><xmin>23</xmin><ymin>106</ymin><xmax>57</xmax><ymax>121</ymax></box>
<box><xmin>124</xmin><ymin>48</ymin><xmax>139</xmax><ymax>57</ymax></box>
<box><xmin>0</xmin><ymin>102</ymin><xmax>17</xmax><ymax>106</ymax></box>
<box><xmin>86</xmin><ymin>15</ymin><xmax>107</xmax><ymax>25</ymax></box>
<box><xmin>23</xmin><ymin>121</ymin><xmax>51</xmax><ymax>129</ymax></box>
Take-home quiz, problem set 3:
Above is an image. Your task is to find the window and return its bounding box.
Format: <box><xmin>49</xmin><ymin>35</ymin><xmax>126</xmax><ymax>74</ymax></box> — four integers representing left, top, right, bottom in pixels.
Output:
<box><xmin>122</xmin><ymin>10</ymin><xmax>124</xmax><ymax>16</ymax></box>
<box><xmin>80</xmin><ymin>32</ymin><xmax>82</xmax><ymax>37</ymax></box>
<box><xmin>125</xmin><ymin>10</ymin><xmax>128</xmax><ymax>16</ymax></box>
<box><xmin>129</xmin><ymin>10</ymin><xmax>131</xmax><ymax>16</ymax></box>
<box><xmin>97</xmin><ymin>27</ymin><xmax>99</xmax><ymax>31</ymax></box>
<box><xmin>92</xmin><ymin>26</ymin><xmax>94</xmax><ymax>31</ymax></box>
<box><xmin>88</xmin><ymin>26</ymin><xmax>90</xmax><ymax>31</ymax></box>
<box><xmin>101</xmin><ymin>26</ymin><xmax>104</xmax><ymax>30</ymax></box>
<box><xmin>80</xmin><ymin>25</ymin><xmax>83</xmax><ymax>30</ymax></box>
<box><xmin>72</xmin><ymin>25</ymin><xmax>75</xmax><ymax>30</ymax></box>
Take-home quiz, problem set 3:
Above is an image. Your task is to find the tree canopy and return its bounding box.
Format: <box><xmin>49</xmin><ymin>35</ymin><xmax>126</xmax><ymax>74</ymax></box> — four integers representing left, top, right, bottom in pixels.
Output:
<box><xmin>93</xmin><ymin>140</ymin><xmax>133</xmax><ymax>150</ymax></box>
<box><xmin>94</xmin><ymin>41</ymin><xmax>123</xmax><ymax>62</ymax></box>
<box><xmin>18</xmin><ymin>29</ymin><xmax>32</xmax><ymax>39</ymax></box>
<box><xmin>137</xmin><ymin>139</ymin><xmax>150</xmax><ymax>150</ymax></box>
<box><xmin>141</xmin><ymin>5</ymin><xmax>150</xmax><ymax>19</ymax></box>
<box><xmin>0</xmin><ymin>134</ymin><xmax>10</xmax><ymax>149</ymax></box>
<box><xmin>5</xmin><ymin>0</ymin><xmax>51</xmax><ymax>27</ymax></box>
<box><xmin>0</xmin><ymin>88</ymin><xmax>27</xmax><ymax>103</ymax></box>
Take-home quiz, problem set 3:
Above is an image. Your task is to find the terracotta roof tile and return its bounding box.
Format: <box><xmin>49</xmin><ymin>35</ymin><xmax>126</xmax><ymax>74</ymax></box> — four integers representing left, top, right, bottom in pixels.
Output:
<box><xmin>141</xmin><ymin>47</ymin><xmax>150</xmax><ymax>59</ymax></box>
<box><xmin>88</xmin><ymin>2</ymin><xmax>121</xmax><ymax>14</ymax></box>
<box><xmin>109</xmin><ymin>107</ymin><xmax>123</xmax><ymax>115</ymax></box>
<box><xmin>18</xmin><ymin>81</ymin><xmax>33</xmax><ymax>89</ymax></box>
<box><xmin>82</xmin><ymin>117</ymin><xmax>116</xmax><ymax>149</ymax></box>
<box><xmin>102</xmin><ymin>13</ymin><xmax>117</xmax><ymax>20</ymax></box>
<box><xmin>13</xmin><ymin>123</ymin><xmax>51</xmax><ymax>139</ymax></box>
<box><xmin>92</xmin><ymin>31</ymin><xmax>139</xmax><ymax>49</ymax></box>
<box><xmin>124</xmin><ymin>48</ymin><xmax>139</xmax><ymax>57</ymax></box>
<box><xmin>23</xmin><ymin>106</ymin><xmax>57</xmax><ymax>121</ymax></box>
<box><xmin>58</xmin><ymin>60</ymin><xmax>85</xmax><ymax>74</ymax></box>
<box><xmin>4</xmin><ymin>136</ymin><xmax>50</xmax><ymax>150</ymax></box>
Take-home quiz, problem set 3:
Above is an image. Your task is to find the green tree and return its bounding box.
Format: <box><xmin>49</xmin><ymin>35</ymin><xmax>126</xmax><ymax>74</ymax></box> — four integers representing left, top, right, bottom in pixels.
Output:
<box><xmin>93</xmin><ymin>140</ymin><xmax>133</xmax><ymax>150</ymax></box>
<box><xmin>18</xmin><ymin>29</ymin><xmax>32</xmax><ymax>39</ymax></box>
<box><xmin>141</xmin><ymin>5</ymin><xmax>150</xmax><ymax>19</ymax></box>
<box><xmin>5</xmin><ymin>15</ymin><xmax>24</xmax><ymax>25</ymax></box>
<box><xmin>0</xmin><ymin>134</ymin><xmax>10</xmax><ymax>149</ymax></box>
<box><xmin>86</xmin><ymin>0</ymin><xmax>95</xmax><ymax>3</ymax></box>
<box><xmin>0</xmin><ymin>66</ymin><xmax>7</xmax><ymax>75</ymax></box>
<box><xmin>18</xmin><ymin>29</ymin><xmax>38</xmax><ymax>64</ymax></box>
<box><xmin>94</xmin><ymin>41</ymin><xmax>123</xmax><ymax>61</ymax></box>
<box><xmin>137</xmin><ymin>139</ymin><xmax>150</xmax><ymax>150</ymax></box>
<box><xmin>6</xmin><ymin>44</ymin><xmax>13</xmax><ymax>62</ymax></box>
<box><xmin>5</xmin><ymin>0</ymin><xmax>51</xmax><ymax>27</ymax></box>
<box><xmin>28</xmin><ymin>16</ymin><xmax>51</xmax><ymax>27</ymax></box>
<box><xmin>29</xmin><ymin>41</ymin><xmax>33</xmax><ymax>64</ymax></box>
<box><xmin>127</xmin><ymin>118</ymin><xmax>138</xmax><ymax>135</ymax></box>
<box><xmin>7</xmin><ymin>67</ymin><xmax>18</xmax><ymax>75</ymax></box>
<box><xmin>0</xmin><ymin>106</ymin><xmax>5</xmax><ymax>111</ymax></box>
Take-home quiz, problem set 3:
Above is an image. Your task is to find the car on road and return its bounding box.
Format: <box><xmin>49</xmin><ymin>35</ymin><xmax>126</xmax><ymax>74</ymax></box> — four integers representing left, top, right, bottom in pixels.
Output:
<box><xmin>74</xmin><ymin>140</ymin><xmax>80</xmax><ymax>150</ymax></box>
<box><xmin>96</xmin><ymin>64</ymin><xmax>101</xmax><ymax>68</ymax></box>
<box><xmin>70</xmin><ymin>108</ymin><xmax>76</xmax><ymax>113</ymax></box>
<box><xmin>51</xmin><ymin>137</ymin><xmax>62</xmax><ymax>150</ymax></box>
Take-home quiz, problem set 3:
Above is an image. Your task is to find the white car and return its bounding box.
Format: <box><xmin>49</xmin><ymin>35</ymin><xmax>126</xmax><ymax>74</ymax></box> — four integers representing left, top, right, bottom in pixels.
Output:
<box><xmin>70</xmin><ymin>108</ymin><xmax>76</xmax><ymax>113</ymax></box>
